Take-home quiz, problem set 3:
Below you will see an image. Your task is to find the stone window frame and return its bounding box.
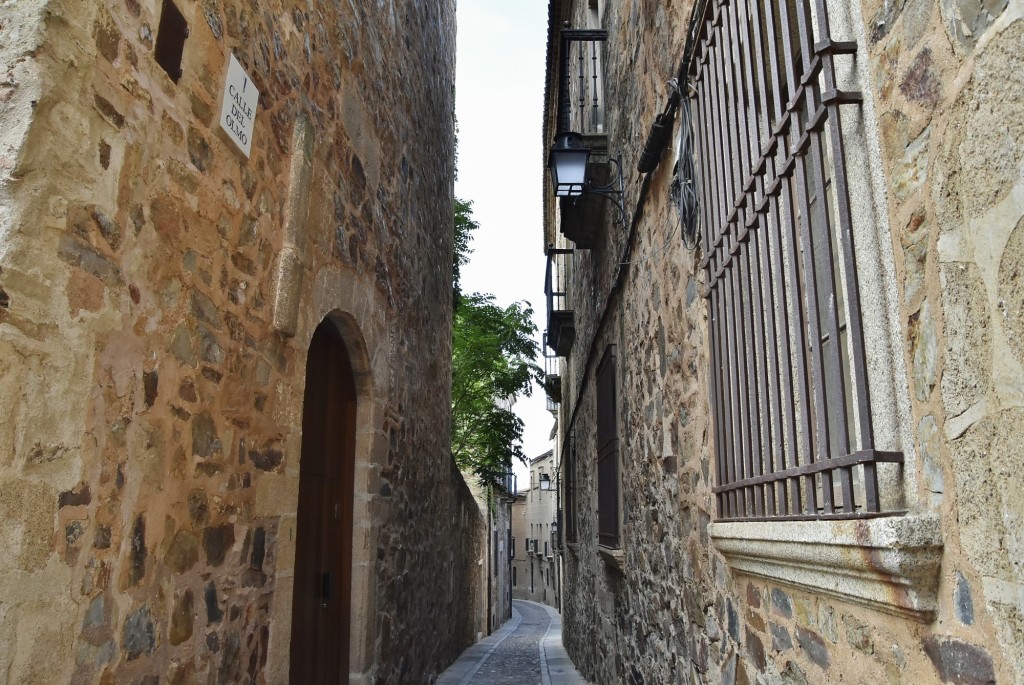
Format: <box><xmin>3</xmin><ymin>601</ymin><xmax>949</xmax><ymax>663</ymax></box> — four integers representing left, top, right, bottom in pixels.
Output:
<box><xmin>690</xmin><ymin>0</ymin><xmax>943</xmax><ymax>619</ymax></box>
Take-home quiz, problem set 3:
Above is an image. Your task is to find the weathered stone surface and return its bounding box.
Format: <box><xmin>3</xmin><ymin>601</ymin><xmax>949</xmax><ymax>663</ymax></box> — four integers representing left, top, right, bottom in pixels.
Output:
<box><xmin>187</xmin><ymin>127</ymin><xmax>212</xmax><ymax>172</ymax></box>
<box><xmin>869</xmin><ymin>0</ymin><xmax>909</xmax><ymax>42</ymax></box>
<box><xmin>57</xmin><ymin>235</ymin><xmax>123</xmax><ymax>286</ymax></box>
<box><xmin>940</xmin><ymin>262</ymin><xmax>991</xmax><ymax>417</ymax></box>
<box><xmin>903</xmin><ymin>226</ymin><xmax>929</xmax><ymax>307</ymax></box>
<box><xmin>911</xmin><ymin>300</ymin><xmax>939</xmax><ymax>401</ymax></box>
<box><xmin>781</xmin><ymin>660</ymin><xmax>810</xmax><ymax>685</ymax></box>
<box><xmin>165</xmin><ymin>530</ymin><xmax>199</xmax><ymax>574</ymax></box>
<box><xmin>892</xmin><ymin>126</ymin><xmax>931</xmax><ymax>202</ymax></box>
<box><xmin>128</xmin><ymin>515</ymin><xmax>146</xmax><ymax>586</ymax></box>
<box><xmin>94</xmin><ymin>525</ymin><xmax>112</xmax><ymax>549</ymax></box>
<box><xmin>248</xmin><ymin>445</ymin><xmax>282</xmax><ymax>472</ymax></box>
<box><xmin>997</xmin><ymin>217</ymin><xmax>1024</xmax><ymax>365</ymax></box>
<box><xmin>900</xmin><ymin>48</ymin><xmax>942</xmax><ymax>108</ymax></box>
<box><xmin>918</xmin><ymin>416</ymin><xmax>945</xmax><ymax>498</ymax></box>
<box><xmin>948</xmin><ymin>413</ymin><xmax>1015</xmax><ymax>577</ymax></box>
<box><xmin>122</xmin><ymin>606</ymin><xmax>155</xmax><ymax>661</ymax></box>
<box><xmin>796</xmin><ymin>627</ymin><xmax>831</xmax><ymax>671</ymax></box>
<box><xmin>142</xmin><ymin>370</ymin><xmax>158</xmax><ymax>408</ymax></box>
<box><xmin>770</xmin><ymin>589</ymin><xmax>793</xmax><ymax>619</ymax></box>
<box><xmin>942</xmin><ymin>0</ymin><xmax>1010</xmax><ymax>50</ymax></box>
<box><xmin>923</xmin><ymin>636</ymin><xmax>995</xmax><ymax>684</ymax></box>
<box><xmin>769</xmin><ymin>623</ymin><xmax>793</xmax><ymax>652</ymax></box>
<box><xmin>191</xmin><ymin>412</ymin><xmax>220</xmax><ymax>458</ymax></box>
<box><xmin>205</xmin><ymin>581</ymin><xmax>223</xmax><ymax>625</ymax></box>
<box><xmin>844</xmin><ymin>616</ymin><xmax>874</xmax><ymax>655</ymax></box>
<box><xmin>187</xmin><ymin>490</ymin><xmax>209</xmax><ymax>526</ymax></box>
<box><xmin>169</xmin><ymin>325</ymin><xmax>198</xmax><ymax>368</ymax></box>
<box><xmin>954</xmin><ymin>572</ymin><xmax>975</xmax><ymax>625</ymax></box>
<box><xmin>59</xmin><ymin>485</ymin><xmax>92</xmax><ymax>508</ymax></box>
<box><xmin>934</xmin><ymin>19</ymin><xmax>1023</xmax><ymax>227</ymax></box>
<box><xmin>169</xmin><ymin>589</ymin><xmax>194</xmax><ymax>646</ymax></box>
<box><xmin>203</xmin><ymin>525</ymin><xmax>234</xmax><ymax>567</ymax></box>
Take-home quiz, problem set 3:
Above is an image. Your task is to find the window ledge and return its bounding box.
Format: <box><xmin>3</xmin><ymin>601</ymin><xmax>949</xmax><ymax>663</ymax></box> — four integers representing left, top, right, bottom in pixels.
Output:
<box><xmin>597</xmin><ymin>544</ymin><xmax>625</xmax><ymax>572</ymax></box>
<box><xmin>709</xmin><ymin>514</ymin><xmax>943</xmax><ymax>621</ymax></box>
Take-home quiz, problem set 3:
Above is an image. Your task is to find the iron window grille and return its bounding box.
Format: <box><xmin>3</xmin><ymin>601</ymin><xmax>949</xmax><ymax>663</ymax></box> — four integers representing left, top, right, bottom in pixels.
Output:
<box><xmin>689</xmin><ymin>0</ymin><xmax>903</xmax><ymax>521</ymax></box>
<box><xmin>596</xmin><ymin>345</ymin><xmax>620</xmax><ymax>547</ymax></box>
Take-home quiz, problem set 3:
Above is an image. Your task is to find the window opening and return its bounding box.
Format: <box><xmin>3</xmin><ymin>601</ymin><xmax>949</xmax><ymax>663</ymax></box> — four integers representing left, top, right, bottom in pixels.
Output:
<box><xmin>154</xmin><ymin>0</ymin><xmax>188</xmax><ymax>83</ymax></box>
<box><xmin>596</xmin><ymin>345</ymin><xmax>620</xmax><ymax>546</ymax></box>
<box><xmin>564</xmin><ymin>431</ymin><xmax>578</xmax><ymax>543</ymax></box>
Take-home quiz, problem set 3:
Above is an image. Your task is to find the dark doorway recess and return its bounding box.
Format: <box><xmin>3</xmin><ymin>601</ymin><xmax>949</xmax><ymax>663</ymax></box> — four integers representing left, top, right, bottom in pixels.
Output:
<box><xmin>290</xmin><ymin>320</ymin><xmax>357</xmax><ymax>683</ymax></box>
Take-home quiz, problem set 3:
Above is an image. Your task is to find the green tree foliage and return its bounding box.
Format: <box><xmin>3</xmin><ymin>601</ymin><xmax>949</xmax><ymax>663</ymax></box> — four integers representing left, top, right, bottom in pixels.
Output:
<box><xmin>451</xmin><ymin>200</ymin><xmax>542</xmax><ymax>488</ymax></box>
<box><xmin>453</xmin><ymin>198</ymin><xmax>478</xmax><ymax>305</ymax></box>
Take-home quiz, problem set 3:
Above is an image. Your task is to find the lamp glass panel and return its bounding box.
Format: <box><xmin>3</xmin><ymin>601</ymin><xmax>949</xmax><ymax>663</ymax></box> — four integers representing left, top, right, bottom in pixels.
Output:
<box><xmin>551</xmin><ymin>149</ymin><xmax>589</xmax><ymax>196</ymax></box>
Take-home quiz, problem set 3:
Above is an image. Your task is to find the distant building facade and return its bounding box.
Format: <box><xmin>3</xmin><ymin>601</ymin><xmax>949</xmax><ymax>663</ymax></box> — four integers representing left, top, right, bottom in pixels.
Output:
<box><xmin>468</xmin><ymin>474</ymin><xmax>515</xmax><ymax>639</ymax></box>
<box><xmin>542</xmin><ymin>0</ymin><xmax>1024</xmax><ymax>683</ymax></box>
<box><xmin>512</xmin><ymin>450</ymin><xmax>560</xmax><ymax>608</ymax></box>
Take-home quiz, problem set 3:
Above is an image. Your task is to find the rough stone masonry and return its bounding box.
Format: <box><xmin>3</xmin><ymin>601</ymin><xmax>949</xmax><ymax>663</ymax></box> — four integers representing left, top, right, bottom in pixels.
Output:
<box><xmin>0</xmin><ymin>0</ymin><xmax>483</xmax><ymax>683</ymax></box>
<box><xmin>546</xmin><ymin>0</ymin><xmax>1024</xmax><ymax>684</ymax></box>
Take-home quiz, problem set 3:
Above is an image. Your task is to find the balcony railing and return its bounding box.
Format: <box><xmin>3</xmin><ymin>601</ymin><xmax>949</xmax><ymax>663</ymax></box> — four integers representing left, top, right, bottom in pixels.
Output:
<box><xmin>559</xmin><ymin>29</ymin><xmax>606</xmax><ymax>137</ymax></box>
<box><xmin>543</xmin><ymin>333</ymin><xmax>562</xmax><ymax>410</ymax></box>
<box><xmin>555</xmin><ymin>28</ymin><xmax>612</xmax><ymax>250</ymax></box>
<box><xmin>545</xmin><ymin>248</ymin><xmax>575</xmax><ymax>357</ymax></box>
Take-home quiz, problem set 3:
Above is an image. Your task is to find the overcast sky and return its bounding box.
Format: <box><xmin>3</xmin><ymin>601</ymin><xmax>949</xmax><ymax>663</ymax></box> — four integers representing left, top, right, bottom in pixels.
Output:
<box><xmin>454</xmin><ymin>1</ymin><xmax>552</xmax><ymax>488</ymax></box>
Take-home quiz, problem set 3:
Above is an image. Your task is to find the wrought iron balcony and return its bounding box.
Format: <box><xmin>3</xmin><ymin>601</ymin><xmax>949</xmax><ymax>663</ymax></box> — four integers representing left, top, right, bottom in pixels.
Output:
<box><xmin>550</xmin><ymin>28</ymin><xmax>622</xmax><ymax>248</ymax></box>
<box><xmin>545</xmin><ymin>248</ymin><xmax>575</xmax><ymax>357</ymax></box>
<box><xmin>543</xmin><ymin>333</ymin><xmax>562</xmax><ymax>406</ymax></box>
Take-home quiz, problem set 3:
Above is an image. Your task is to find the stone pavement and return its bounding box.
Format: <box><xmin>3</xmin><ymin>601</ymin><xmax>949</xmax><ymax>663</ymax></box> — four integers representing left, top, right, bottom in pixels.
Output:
<box><xmin>437</xmin><ymin>600</ymin><xmax>591</xmax><ymax>685</ymax></box>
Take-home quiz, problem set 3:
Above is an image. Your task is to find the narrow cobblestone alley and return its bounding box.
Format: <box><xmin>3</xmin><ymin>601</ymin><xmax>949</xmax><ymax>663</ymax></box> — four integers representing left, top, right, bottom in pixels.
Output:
<box><xmin>437</xmin><ymin>601</ymin><xmax>590</xmax><ymax>685</ymax></box>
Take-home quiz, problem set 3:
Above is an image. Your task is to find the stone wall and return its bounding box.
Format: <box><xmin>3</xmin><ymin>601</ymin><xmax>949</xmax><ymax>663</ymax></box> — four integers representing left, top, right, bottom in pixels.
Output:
<box><xmin>490</xmin><ymin>489</ymin><xmax>514</xmax><ymax>635</ymax></box>
<box><xmin>466</xmin><ymin>478</ymin><xmax>515</xmax><ymax>640</ymax></box>
<box><xmin>0</xmin><ymin>0</ymin><xmax>483</xmax><ymax>683</ymax></box>
<box><xmin>547</xmin><ymin>0</ymin><xmax>1024</xmax><ymax>683</ymax></box>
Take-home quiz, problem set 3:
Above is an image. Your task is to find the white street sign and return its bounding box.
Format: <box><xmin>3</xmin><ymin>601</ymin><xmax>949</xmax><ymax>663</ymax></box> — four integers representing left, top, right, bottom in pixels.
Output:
<box><xmin>219</xmin><ymin>53</ymin><xmax>259</xmax><ymax>158</ymax></box>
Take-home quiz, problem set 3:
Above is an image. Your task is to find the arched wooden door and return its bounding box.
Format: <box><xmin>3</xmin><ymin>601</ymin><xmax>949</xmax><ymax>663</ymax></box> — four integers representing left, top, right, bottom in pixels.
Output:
<box><xmin>290</xmin><ymin>320</ymin><xmax>356</xmax><ymax>683</ymax></box>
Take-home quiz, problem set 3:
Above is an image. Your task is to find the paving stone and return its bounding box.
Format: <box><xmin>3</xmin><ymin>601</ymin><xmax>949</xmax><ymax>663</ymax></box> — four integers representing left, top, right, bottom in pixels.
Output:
<box><xmin>437</xmin><ymin>600</ymin><xmax>590</xmax><ymax>685</ymax></box>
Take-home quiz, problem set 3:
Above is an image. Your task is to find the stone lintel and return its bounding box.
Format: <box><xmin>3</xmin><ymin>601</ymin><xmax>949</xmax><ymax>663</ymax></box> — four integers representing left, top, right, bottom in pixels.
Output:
<box><xmin>709</xmin><ymin>514</ymin><xmax>943</xmax><ymax>621</ymax></box>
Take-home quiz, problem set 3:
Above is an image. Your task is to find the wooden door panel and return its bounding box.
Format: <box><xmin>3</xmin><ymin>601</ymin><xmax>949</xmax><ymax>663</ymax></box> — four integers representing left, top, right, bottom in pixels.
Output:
<box><xmin>290</xmin><ymin>321</ymin><xmax>356</xmax><ymax>684</ymax></box>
